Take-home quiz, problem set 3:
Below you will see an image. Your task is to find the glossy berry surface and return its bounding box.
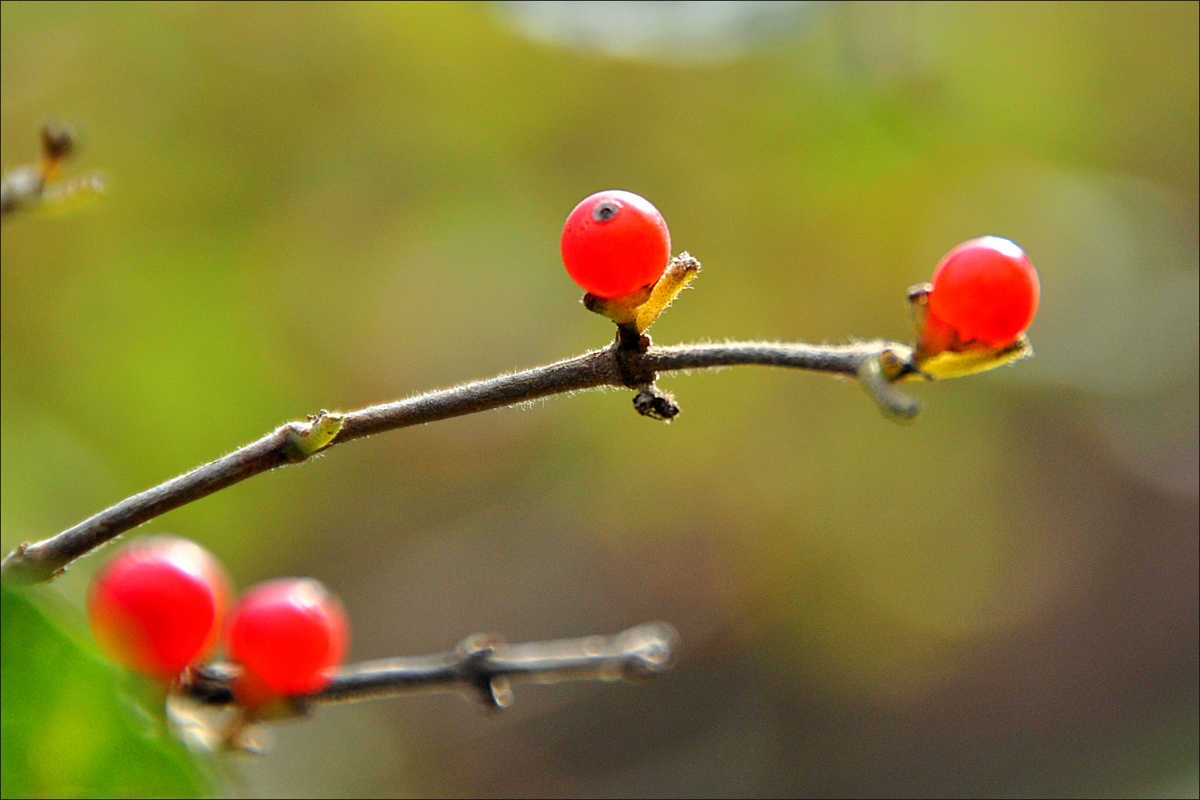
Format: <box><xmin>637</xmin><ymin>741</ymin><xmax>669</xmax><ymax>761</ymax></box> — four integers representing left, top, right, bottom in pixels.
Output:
<box><xmin>561</xmin><ymin>190</ymin><xmax>671</xmax><ymax>298</ymax></box>
<box><xmin>87</xmin><ymin>535</ymin><xmax>230</xmax><ymax>681</ymax></box>
<box><xmin>225</xmin><ymin>578</ymin><xmax>349</xmax><ymax>704</ymax></box>
<box><xmin>927</xmin><ymin>236</ymin><xmax>1040</xmax><ymax>349</ymax></box>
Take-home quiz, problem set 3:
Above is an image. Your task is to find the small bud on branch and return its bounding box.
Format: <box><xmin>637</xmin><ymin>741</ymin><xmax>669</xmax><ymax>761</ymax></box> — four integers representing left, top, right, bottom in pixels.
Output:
<box><xmin>1</xmin><ymin>124</ymin><xmax>104</xmax><ymax>218</ymax></box>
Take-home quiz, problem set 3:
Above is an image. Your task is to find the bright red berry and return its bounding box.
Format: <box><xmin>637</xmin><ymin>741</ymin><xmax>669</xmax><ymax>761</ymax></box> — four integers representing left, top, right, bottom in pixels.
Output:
<box><xmin>224</xmin><ymin>578</ymin><xmax>349</xmax><ymax>705</ymax></box>
<box><xmin>924</xmin><ymin>236</ymin><xmax>1040</xmax><ymax>353</ymax></box>
<box><xmin>87</xmin><ymin>535</ymin><xmax>230</xmax><ymax>681</ymax></box>
<box><xmin>561</xmin><ymin>190</ymin><xmax>671</xmax><ymax>298</ymax></box>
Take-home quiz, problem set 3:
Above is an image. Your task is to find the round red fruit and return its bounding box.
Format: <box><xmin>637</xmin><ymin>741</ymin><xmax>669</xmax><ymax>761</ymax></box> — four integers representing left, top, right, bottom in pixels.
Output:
<box><xmin>87</xmin><ymin>535</ymin><xmax>230</xmax><ymax>681</ymax></box>
<box><xmin>561</xmin><ymin>190</ymin><xmax>671</xmax><ymax>298</ymax></box>
<box><xmin>225</xmin><ymin>578</ymin><xmax>349</xmax><ymax>705</ymax></box>
<box><xmin>927</xmin><ymin>236</ymin><xmax>1040</xmax><ymax>348</ymax></box>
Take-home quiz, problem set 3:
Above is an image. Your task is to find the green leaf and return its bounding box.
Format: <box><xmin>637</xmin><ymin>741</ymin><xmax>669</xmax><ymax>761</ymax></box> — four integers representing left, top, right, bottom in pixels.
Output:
<box><xmin>1</xmin><ymin>585</ymin><xmax>213</xmax><ymax>799</ymax></box>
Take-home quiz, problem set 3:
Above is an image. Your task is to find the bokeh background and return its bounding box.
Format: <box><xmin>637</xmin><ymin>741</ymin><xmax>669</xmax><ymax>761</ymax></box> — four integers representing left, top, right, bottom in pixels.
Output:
<box><xmin>2</xmin><ymin>2</ymin><xmax>1196</xmax><ymax>797</ymax></box>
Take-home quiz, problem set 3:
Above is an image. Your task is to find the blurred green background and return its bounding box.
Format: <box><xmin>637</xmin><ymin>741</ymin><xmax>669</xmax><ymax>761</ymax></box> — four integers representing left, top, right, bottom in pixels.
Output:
<box><xmin>2</xmin><ymin>2</ymin><xmax>1196</xmax><ymax>796</ymax></box>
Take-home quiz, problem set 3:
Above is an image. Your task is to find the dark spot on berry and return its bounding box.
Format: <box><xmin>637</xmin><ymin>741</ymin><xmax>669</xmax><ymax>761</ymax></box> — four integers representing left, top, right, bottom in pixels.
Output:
<box><xmin>592</xmin><ymin>200</ymin><xmax>620</xmax><ymax>223</ymax></box>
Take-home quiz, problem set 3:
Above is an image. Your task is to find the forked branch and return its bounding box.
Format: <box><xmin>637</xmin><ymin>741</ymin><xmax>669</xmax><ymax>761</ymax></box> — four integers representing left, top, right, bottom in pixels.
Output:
<box><xmin>1</xmin><ymin>334</ymin><xmax>918</xmax><ymax>585</ymax></box>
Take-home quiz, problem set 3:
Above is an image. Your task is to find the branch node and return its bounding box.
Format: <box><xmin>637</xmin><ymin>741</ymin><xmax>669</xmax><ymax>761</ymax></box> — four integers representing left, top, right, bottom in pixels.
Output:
<box><xmin>857</xmin><ymin>354</ymin><xmax>921</xmax><ymax>423</ymax></box>
<box><xmin>456</xmin><ymin>632</ymin><xmax>505</xmax><ymax>657</ymax></box>
<box><xmin>487</xmin><ymin>676</ymin><xmax>515</xmax><ymax>709</ymax></box>
<box><xmin>0</xmin><ymin>543</ymin><xmax>36</xmax><ymax>587</ymax></box>
<box><xmin>614</xmin><ymin>324</ymin><xmax>646</xmax><ymax>352</ymax></box>
<box><xmin>633</xmin><ymin>387</ymin><xmax>680</xmax><ymax>422</ymax></box>
<box><xmin>0</xmin><ymin>542</ymin><xmax>63</xmax><ymax>587</ymax></box>
<box><xmin>456</xmin><ymin>634</ymin><xmax>510</xmax><ymax>709</ymax></box>
<box><xmin>282</xmin><ymin>410</ymin><xmax>344</xmax><ymax>461</ymax></box>
<box><xmin>614</xmin><ymin>622</ymin><xmax>680</xmax><ymax>680</ymax></box>
<box><xmin>878</xmin><ymin>346</ymin><xmax>925</xmax><ymax>382</ymax></box>
<box><xmin>613</xmin><ymin>330</ymin><xmax>658</xmax><ymax>392</ymax></box>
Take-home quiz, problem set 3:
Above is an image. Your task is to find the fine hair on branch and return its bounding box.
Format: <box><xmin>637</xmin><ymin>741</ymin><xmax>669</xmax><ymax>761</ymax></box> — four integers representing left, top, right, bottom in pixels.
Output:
<box><xmin>0</xmin><ymin>320</ymin><xmax>920</xmax><ymax>585</ymax></box>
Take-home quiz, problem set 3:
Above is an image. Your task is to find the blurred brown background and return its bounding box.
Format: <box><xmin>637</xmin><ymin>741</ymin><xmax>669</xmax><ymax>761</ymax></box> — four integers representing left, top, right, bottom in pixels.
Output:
<box><xmin>2</xmin><ymin>2</ymin><xmax>1196</xmax><ymax>796</ymax></box>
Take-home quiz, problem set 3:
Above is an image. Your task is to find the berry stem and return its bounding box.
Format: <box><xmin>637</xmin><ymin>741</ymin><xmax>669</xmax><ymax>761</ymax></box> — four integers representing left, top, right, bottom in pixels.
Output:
<box><xmin>633</xmin><ymin>253</ymin><xmax>701</xmax><ymax>333</ymax></box>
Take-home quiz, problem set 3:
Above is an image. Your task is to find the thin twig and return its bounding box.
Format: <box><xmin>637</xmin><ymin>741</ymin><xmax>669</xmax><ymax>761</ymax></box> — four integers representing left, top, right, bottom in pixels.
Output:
<box><xmin>1</xmin><ymin>124</ymin><xmax>103</xmax><ymax>218</ymax></box>
<box><xmin>0</xmin><ymin>337</ymin><xmax>914</xmax><ymax>585</ymax></box>
<box><xmin>180</xmin><ymin>622</ymin><xmax>679</xmax><ymax>713</ymax></box>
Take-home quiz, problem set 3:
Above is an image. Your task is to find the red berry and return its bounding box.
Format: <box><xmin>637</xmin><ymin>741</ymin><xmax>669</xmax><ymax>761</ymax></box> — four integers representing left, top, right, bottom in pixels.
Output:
<box><xmin>224</xmin><ymin>578</ymin><xmax>349</xmax><ymax>705</ymax></box>
<box><xmin>925</xmin><ymin>236</ymin><xmax>1040</xmax><ymax>351</ymax></box>
<box><xmin>87</xmin><ymin>535</ymin><xmax>230</xmax><ymax>681</ymax></box>
<box><xmin>561</xmin><ymin>190</ymin><xmax>671</xmax><ymax>298</ymax></box>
